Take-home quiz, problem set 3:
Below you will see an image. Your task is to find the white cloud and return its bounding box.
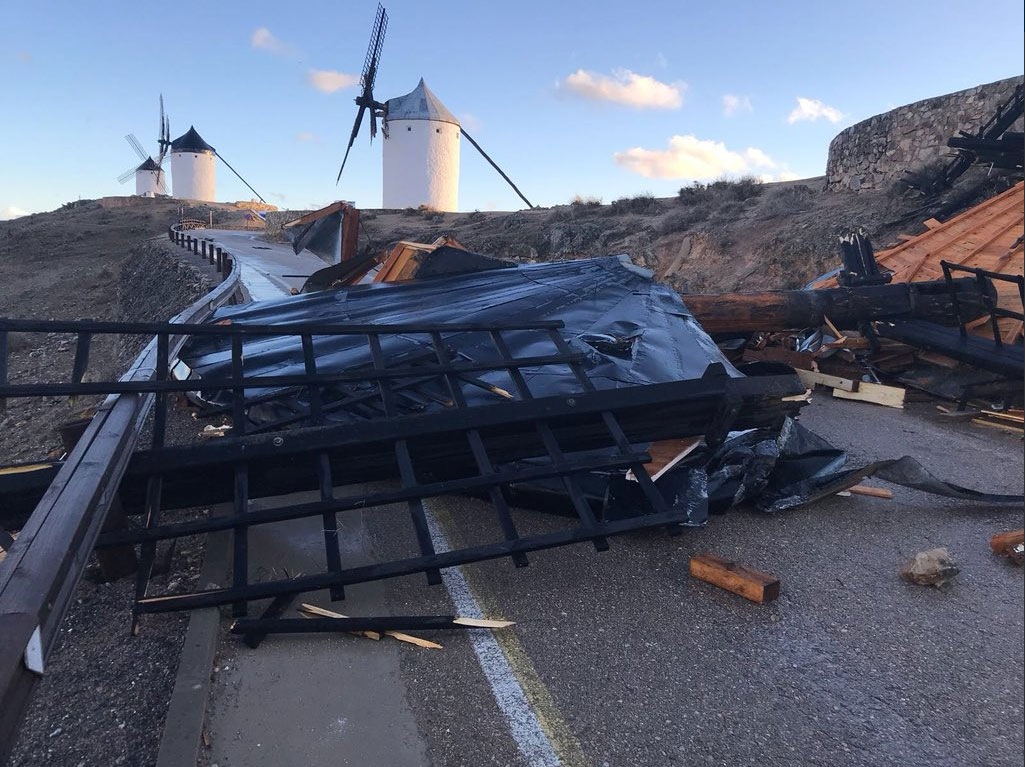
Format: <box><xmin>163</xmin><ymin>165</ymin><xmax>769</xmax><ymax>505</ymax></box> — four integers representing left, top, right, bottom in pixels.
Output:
<box><xmin>308</xmin><ymin>69</ymin><xmax>360</xmax><ymax>94</ymax></box>
<box><xmin>613</xmin><ymin>135</ymin><xmax>776</xmax><ymax>180</ymax></box>
<box><xmin>788</xmin><ymin>97</ymin><xmax>844</xmax><ymax>124</ymax></box>
<box><xmin>251</xmin><ymin>27</ymin><xmax>296</xmax><ymax>57</ymax></box>
<box><xmin>560</xmin><ymin>68</ymin><xmax>684</xmax><ymax>109</ymax></box>
<box><xmin>722</xmin><ymin>94</ymin><xmax>752</xmax><ymax>116</ymax></box>
<box><xmin>296</xmin><ymin>131</ymin><xmax>320</xmax><ymax>143</ymax></box>
<box><xmin>1</xmin><ymin>206</ymin><xmax>28</xmax><ymax>220</ymax></box>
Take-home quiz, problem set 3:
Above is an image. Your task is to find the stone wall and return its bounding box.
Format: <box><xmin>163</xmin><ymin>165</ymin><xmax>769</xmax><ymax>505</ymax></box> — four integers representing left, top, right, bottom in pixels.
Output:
<box><xmin>263</xmin><ymin>210</ymin><xmax>312</xmax><ymax>241</ymax></box>
<box><xmin>825</xmin><ymin>75</ymin><xmax>1023</xmax><ymax>192</ymax></box>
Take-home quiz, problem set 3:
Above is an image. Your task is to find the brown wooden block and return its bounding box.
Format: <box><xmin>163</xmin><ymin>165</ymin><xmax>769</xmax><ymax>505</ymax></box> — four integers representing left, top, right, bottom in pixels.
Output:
<box><xmin>990</xmin><ymin>530</ymin><xmax>1025</xmax><ymax>555</ymax></box>
<box><xmin>689</xmin><ymin>553</ymin><xmax>781</xmax><ymax>604</ymax></box>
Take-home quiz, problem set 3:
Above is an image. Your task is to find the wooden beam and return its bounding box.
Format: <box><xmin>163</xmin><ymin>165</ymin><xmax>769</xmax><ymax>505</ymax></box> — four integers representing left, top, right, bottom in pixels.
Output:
<box><xmin>689</xmin><ymin>553</ymin><xmax>780</xmax><ymax>604</ymax></box>
<box><xmin>683</xmin><ymin>278</ymin><xmax>988</xmax><ymax>334</ymax></box>
<box><xmin>832</xmin><ymin>382</ymin><xmax>905</xmax><ymax>409</ymax></box>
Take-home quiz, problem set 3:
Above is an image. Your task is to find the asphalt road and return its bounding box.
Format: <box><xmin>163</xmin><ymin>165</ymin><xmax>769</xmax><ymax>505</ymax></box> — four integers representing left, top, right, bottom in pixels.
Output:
<box><xmin>382</xmin><ymin>397</ymin><xmax>1024</xmax><ymax>767</ymax></box>
<box><xmin>199</xmin><ymin>239</ymin><xmax>1023</xmax><ymax>767</ymax></box>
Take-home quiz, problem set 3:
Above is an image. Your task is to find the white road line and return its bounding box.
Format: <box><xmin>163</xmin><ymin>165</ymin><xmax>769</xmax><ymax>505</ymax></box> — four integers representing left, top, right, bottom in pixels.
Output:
<box><xmin>424</xmin><ymin>504</ymin><xmax>561</xmax><ymax>767</ymax></box>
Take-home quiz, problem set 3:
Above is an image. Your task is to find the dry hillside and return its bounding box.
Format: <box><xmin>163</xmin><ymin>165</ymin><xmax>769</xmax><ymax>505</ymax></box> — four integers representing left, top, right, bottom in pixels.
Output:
<box><xmin>344</xmin><ymin>169</ymin><xmax>1019</xmax><ymax>293</ymax></box>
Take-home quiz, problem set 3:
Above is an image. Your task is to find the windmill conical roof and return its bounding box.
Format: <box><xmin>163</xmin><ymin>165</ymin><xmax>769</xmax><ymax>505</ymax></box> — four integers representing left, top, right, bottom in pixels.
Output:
<box><xmin>136</xmin><ymin>157</ymin><xmax>161</xmax><ymax>172</ymax></box>
<box><xmin>385</xmin><ymin>79</ymin><xmax>460</xmax><ymax>126</ymax></box>
<box><xmin>171</xmin><ymin>126</ymin><xmax>216</xmax><ymax>154</ymax></box>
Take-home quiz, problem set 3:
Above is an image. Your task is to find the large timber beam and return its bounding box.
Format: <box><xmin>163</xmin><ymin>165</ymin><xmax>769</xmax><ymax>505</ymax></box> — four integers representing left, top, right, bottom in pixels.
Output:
<box><xmin>684</xmin><ymin>277</ymin><xmax>989</xmax><ymax>335</ymax></box>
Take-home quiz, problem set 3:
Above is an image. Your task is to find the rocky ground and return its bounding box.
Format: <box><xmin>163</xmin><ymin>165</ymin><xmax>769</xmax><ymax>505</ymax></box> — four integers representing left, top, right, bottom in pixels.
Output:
<box><xmin>0</xmin><ymin>197</ymin><xmax>254</xmax><ymax>464</ymax></box>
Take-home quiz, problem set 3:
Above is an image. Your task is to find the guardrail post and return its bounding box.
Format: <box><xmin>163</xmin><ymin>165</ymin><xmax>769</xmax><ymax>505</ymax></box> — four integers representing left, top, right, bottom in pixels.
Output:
<box><xmin>192</xmin><ymin>238</ymin><xmax>199</xmax><ymax>256</ymax></box>
<box><xmin>201</xmin><ymin>241</ymin><xmax>207</xmax><ymax>259</ymax></box>
<box><xmin>222</xmin><ymin>253</ymin><xmax>231</xmax><ymax>280</ymax></box>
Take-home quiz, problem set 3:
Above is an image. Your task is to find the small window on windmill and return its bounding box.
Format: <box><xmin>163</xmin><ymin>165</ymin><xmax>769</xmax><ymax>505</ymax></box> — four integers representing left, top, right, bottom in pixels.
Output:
<box><xmin>407</xmin><ymin>126</ymin><xmax>412</xmax><ymax>132</ymax></box>
<box><xmin>435</xmin><ymin>128</ymin><xmax>440</xmax><ymax>133</ymax></box>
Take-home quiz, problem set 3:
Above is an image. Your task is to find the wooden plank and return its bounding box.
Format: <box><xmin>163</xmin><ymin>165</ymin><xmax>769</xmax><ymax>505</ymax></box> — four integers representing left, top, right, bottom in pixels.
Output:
<box><xmin>822</xmin><ymin>315</ymin><xmax>845</xmax><ymax>339</ymax></box>
<box><xmin>923</xmin><ymin>218</ymin><xmax>943</xmax><ymax>230</ymax></box>
<box><xmin>796</xmin><ymin>368</ymin><xmax>858</xmax><ymax>392</ymax></box>
<box><xmin>971</xmin><ymin>418</ymin><xmax>1024</xmax><ymax>434</ymax></box>
<box><xmin>626</xmin><ymin>436</ymin><xmax>702</xmax><ymax>482</ymax></box>
<box><xmin>918</xmin><ymin>351</ymin><xmax>960</xmax><ymax>368</ymax></box>
<box><xmin>981</xmin><ymin>409</ymin><xmax>1025</xmax><ymax>423</ymax></box>
<box><xmin>832</xmin><ymin>381</ymin><xmax>905</xmax><ymax>409</ymax></box>
<box><xmin>990</xmin><ymin>530</ymin><xmax>1025</xmax><ymax>554</ymax></box>
<box><xmin>848</xmin><ymin>484</ymin><xmax>893</xmax><ymax>499</ymax></box>
<box><xmin>689</xmin><ymin>553</ymin><xmax>780</xmax><ymax>604</ymax></box>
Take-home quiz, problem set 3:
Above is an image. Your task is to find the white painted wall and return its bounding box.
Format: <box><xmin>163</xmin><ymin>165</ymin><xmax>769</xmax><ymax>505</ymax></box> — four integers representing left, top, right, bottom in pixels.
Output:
<box><xmin>135</xmin><ymin>169</ymin><xmax>164</xmax><ymax>196</ymax></box>
<box><xmin>171</xmin><ymin>151</ymin><xmax>216</xmax><ymax>201</ymax></box>
<box><xmin>382</xmin><ymin>118</ymin><xmax>459</xmax><ymax>211</ymax></box>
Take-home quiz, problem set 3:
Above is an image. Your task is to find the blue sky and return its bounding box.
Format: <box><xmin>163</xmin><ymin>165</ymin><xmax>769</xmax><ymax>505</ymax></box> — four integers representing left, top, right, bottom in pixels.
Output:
<box><xmin>1</xmin><ymin>0</ymin><xmax>1022</xmax><ymax>217</ymax></box>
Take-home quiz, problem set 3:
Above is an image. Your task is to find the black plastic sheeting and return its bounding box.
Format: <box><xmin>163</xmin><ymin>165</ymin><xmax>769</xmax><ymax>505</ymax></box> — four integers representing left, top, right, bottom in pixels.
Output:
<box><xmin>180</xmin><ymin>253</ymin><xmax>1023</xmax><ymax>517</ymax></box>
<box><xmin>180</xmin><ymin>255</ymin><xmax>739</xmax><ymax>422</ymax></box>
<box><xmin>588</xmin><ymin>416</ymin><xmax>1022</xmax><ymax>525</ymax></box>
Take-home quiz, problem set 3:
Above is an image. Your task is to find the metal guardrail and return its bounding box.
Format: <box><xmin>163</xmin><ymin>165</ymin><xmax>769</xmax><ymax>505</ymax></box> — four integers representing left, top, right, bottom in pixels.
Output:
<box><xmin>0</xmin><ymin>229</ymin><xmax>242</xmax><ymax>761</ymax></box>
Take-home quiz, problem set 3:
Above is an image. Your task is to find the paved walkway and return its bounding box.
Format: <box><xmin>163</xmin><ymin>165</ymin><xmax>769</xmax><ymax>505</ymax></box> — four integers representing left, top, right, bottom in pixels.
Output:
<box><xmin>194</xmin><ymin>229</ymin><xmax>328</xmax><ymax>300</ymax></box>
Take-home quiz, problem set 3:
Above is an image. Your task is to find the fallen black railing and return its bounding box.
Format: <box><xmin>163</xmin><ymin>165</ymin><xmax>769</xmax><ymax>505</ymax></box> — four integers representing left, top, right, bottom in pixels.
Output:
<box><xmin>2</xmin><ymin>310</ymin><xmax>805</xmax><ymax>649</ymax></box>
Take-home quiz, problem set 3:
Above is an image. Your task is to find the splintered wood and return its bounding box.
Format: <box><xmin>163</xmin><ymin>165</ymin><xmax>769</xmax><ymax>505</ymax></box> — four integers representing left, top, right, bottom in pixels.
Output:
<box><xmin>689</xmin><ymin>553</ymin><xmax>781</xmax><ymax>604</ymax></box>
<box><xmin>299</xmin><ymin>603</ymin><xmax>441</xmax><ymax>648</ymax></box>
<box><xmin>296</xmin><ymin>603</ymin><xmax>515</xmax><ymax>649</ymax></box>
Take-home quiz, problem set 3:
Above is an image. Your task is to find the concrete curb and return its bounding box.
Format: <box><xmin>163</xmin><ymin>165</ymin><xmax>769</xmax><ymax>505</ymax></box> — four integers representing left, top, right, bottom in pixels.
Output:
<box><xmin>155</xmin><ymin>526</ymin><xmax>230</xmax><ymax>767</ymax></box>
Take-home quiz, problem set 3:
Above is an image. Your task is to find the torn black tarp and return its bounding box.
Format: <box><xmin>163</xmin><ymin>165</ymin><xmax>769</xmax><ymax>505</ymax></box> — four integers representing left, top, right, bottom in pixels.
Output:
<box><xmin>180</xmin><ymin>255</ymin><xmax>738</xmax><ymax>424</ymax></box>
<box><xmin>602</xmin><ymin>416</ymin><xmax>1022</xmax><ymax>523</ymax></box>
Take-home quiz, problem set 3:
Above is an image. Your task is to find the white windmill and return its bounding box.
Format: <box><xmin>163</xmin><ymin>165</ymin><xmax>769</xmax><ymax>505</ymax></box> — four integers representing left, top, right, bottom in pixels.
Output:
<box><xmin>169</xmin><ymin>125</ymin><xmax>217</xmax><ymax>201</ymax></box>
<box><xmin>334</xmin><ymin>4</ymin><xmax>533</xmax><ymax>211</ymax></box>
<box><xmin>117</xmin><ymin>95</ymin><xmax>170</xmax><ymax>196</ymax></box>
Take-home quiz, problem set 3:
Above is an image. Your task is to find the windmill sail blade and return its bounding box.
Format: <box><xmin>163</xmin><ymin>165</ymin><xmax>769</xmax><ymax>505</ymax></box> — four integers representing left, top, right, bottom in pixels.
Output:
<box><xmin>460</xmin><ymin>128</ymin><xmax>534</xmax><ymax>209</ymax></box>
<box><xmin>125</xmin><ymin>134</ymin><xmax>148</xmax><ymax>162</ymax></box>
<box><xmin>117</xmin><ymin>165</ymin><xmax>138</xmax><ymax>184</ymax></box>
<box><xmin>335</xmin><ymin>104</ymin><xmax>367</xmax><ymax>184</ymax></box>
<box><xmin>158</xmin><ymin>94</ymin><xmax>169</xmax><ymax>161</ymax></box>
<box><xmin>361</xmin><ymin>4</ymin><xmax>388</xmax><ymax>99</ymax></box>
